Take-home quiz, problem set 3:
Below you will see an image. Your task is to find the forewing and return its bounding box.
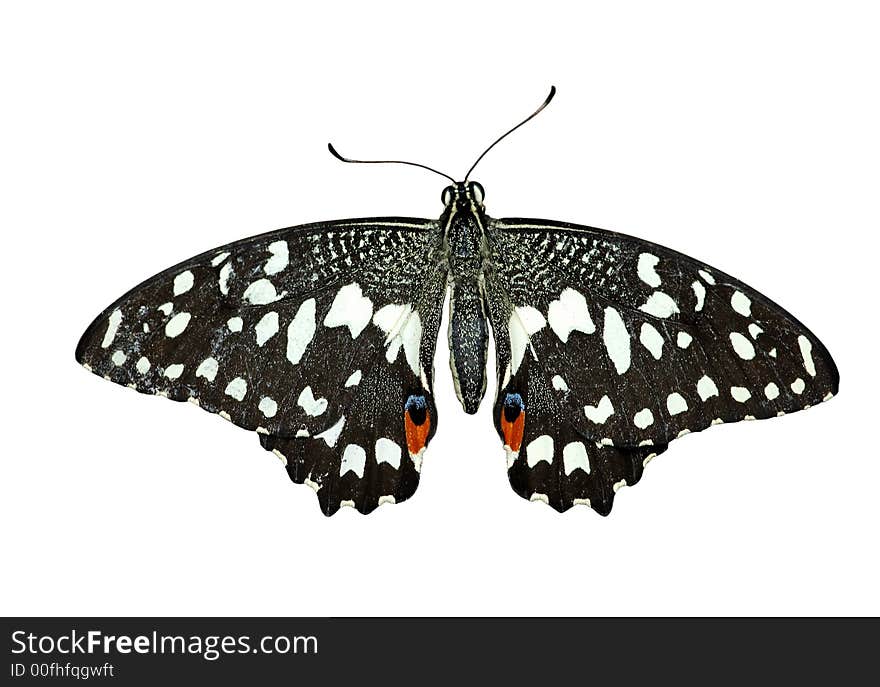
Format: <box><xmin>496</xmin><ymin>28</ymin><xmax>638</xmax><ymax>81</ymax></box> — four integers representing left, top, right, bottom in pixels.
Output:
<box><xmin>485</xmin><ymin>217</ymin><xmax>838</xmax><ymax>513</ymax></box>
<box><xmin>76</xmin><ymin>218</ymin><xmax>446</xmax><ymax>515</ymax></box>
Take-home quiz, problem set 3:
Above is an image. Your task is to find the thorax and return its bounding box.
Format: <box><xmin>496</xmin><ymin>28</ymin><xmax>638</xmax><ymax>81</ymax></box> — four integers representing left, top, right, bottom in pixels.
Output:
<box><xmin>442</xmin><ymin>203</ymin><xmax>489</xmax><ymax>277</ymax></box>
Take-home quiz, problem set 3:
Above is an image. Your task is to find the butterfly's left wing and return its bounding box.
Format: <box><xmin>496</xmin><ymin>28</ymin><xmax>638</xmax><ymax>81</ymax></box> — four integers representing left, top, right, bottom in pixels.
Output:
<box><xmin>76</xmin><ymin>218</ymin><xmax>446</xmax><ymax>515</ymax></box>
<box><xmin>484</xmin><ymin>217</ymin><xmax>838</xmax><ymax>515</ymax></box>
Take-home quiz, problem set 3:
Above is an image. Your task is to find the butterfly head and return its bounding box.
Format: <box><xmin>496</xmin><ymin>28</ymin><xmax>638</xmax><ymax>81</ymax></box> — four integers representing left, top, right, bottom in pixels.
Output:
<box><xmin>441</xmin><ymin>181</ymin><xmax>485</xmax><ymax>212</ymax></box>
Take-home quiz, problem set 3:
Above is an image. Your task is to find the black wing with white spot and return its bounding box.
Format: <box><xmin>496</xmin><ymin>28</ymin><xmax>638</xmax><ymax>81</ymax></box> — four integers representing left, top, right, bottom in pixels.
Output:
<box><xmin>76</xmin><ymin>218</ymin><xmax>446</xmax><ymax>515</ymax></box>
<box><xmin>484</xmin><ymin>217</ymin><xmax>838</xmax><ymax>514</ymax></box>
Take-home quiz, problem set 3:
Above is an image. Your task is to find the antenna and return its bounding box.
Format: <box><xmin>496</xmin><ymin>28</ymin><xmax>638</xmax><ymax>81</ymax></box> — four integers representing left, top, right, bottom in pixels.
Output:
<box><xmin>328</xmin><ymin>86</ymin><xmax>556</xmax><ymax>184</ymax></box>
<box><xmin>327</xmin><ymin>143</ymin><xmax>456</xmax><ymax>183</ymax></box>
<box><xmin>464</xmin><ymin>86</ymin><xmax>556</xmax><ymax>181</ymax></box>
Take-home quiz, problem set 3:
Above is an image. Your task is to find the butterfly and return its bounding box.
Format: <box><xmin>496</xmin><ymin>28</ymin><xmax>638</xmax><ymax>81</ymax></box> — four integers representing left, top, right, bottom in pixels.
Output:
<box><xmin>76</xmin><ymin>87</ymin><xmax>838</xmax><ymax>516</ymax></box>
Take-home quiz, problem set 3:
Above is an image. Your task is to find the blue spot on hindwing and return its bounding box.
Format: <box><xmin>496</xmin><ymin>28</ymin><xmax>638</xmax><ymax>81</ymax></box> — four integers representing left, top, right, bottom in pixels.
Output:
<box><xmin>503</xmin><ymin>392</ymin><xmax>524</xmax><ymax>423</ymax></box>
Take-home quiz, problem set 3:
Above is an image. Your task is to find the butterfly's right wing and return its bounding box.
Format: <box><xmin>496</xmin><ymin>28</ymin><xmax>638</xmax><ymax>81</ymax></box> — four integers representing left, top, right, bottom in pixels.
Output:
<box><xmin>483</xmin><ymin>217</ymin><xmax>837</xmax><ymax>514</ymax></box>
<box><xmin>76</xmin><ymin>218</ymin><xmax>447</xmax><ymax>515</ymax></box>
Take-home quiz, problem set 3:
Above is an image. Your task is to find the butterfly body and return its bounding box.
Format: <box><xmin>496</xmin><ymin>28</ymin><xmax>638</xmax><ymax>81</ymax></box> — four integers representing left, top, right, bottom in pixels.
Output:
<box><xmin>77</xmin><ymin>176</ymin><xmax>838</xmax><ymax>516</ymax></box>
<box><xmin>442</xmin><ymin>181</ymin><xmax>492</xmax><ymax>414</ymax></box>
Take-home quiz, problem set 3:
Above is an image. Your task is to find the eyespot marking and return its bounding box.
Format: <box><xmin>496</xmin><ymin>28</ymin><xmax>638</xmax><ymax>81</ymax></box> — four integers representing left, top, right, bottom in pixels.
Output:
<box><xmin>500</xmin><ymin>392</ymin><xmax>525</xmax><ymax>453</ymax></box>
<box><xmin>404</xmin><ymin>394</ymin><xmax>431</xmax><ymax>456</ymax></box>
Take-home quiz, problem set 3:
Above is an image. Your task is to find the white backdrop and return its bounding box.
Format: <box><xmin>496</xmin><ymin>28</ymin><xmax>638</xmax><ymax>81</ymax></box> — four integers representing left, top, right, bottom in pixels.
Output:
<box><xmin>2</xmin><ymin>1</ymin><xmax>877</xmax><ymax>616</ymax></box>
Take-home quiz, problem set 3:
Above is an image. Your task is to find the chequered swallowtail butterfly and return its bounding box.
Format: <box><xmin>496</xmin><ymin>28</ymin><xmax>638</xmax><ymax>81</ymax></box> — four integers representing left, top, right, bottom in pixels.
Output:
<box><xmin>76</xmin><ymin>88</ymin><xmax>838</xmax><ymax>516</ymax></box>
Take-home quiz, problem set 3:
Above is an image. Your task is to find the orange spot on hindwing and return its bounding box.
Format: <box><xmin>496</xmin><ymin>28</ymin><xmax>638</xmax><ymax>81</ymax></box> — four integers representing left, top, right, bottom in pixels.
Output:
<box><xmin>404</xmin><ymin>394</ymin><xmax>431</xmax><ymax>455</ymax></box>
<box><xmin>500</xmin><ymin>392</ymin><xmax>525</xmax><ymax>452</ymax></box>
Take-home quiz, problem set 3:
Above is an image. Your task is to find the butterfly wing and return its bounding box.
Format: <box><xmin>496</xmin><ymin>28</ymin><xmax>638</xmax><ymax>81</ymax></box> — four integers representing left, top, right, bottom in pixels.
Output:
<box><xmin>76</xmin><ymin>218</ymin><xmax>446</xmax><ymax>515</ymax></box>
<box><xmin>484</xmin><ymin>217</ymin><xmax>838</xmax><ymax>514</ymax></box>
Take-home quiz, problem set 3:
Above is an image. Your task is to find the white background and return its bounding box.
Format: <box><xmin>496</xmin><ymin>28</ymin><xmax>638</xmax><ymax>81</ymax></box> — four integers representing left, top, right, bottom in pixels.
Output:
<box><xmin>2</xmin><ymin>1</ymin><xmax>878</xmax><ymax>616</ymax></box>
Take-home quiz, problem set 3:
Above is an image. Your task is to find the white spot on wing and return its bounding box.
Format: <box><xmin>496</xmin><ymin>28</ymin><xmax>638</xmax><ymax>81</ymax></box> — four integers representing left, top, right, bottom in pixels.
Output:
<box><xmin>634</xmin><ymin>408</ymin><xmax>654</xmax><ymax>429</ymax></box>
<box><xmin>509</xmin><ymin>306</ymin><xmax>546</xmax><ymax>375</ymax></box>
<box><xmin>340</xmin><ymin>444</ymin><xmax>366</xmax><ymax>478</ymax></box>
<box><xmin>698</xmin><ymin>269</ymin><xmax>716</xmax><ymax>285</ymax></box>
<box><xmin>411</xmin><ymin>446</ymin><xmax>425</xmax><ymax>472</ymax></box>
<box><xmin>525</xmin><ymin>435</ymin><xmax>554</xmax><ymax>467</ymax></box>
<box><xmin>637</xmin><ymin>253</ymin><xmax>662</xmax><ymax>287</ymax></box>
<box><xmin>400</xmin><ymin>312</ymin><xmax>423</xmax><ymax>376</ymax></box>
<box><xmin>639</xmin><ymin>292</ymin><xmax>679</xmax><ymax>318</ymax></box>
<box><xmin>101</xmin><ymin>309</ymin><xmax>123</xmax><ymax>348</ymax></box>
<box><xmin>111</xmin><ymin>350</ymin><xmax>126</xmax><ymax>366</ymax></box>
<box><xmin>316</xmin><ymin>416</ymin><xmax>345</xmax><ymax>447</ymax></box>
<box><xmin>691</xmin><ymin>281</ymin><xmax>706</xmax><ymax>311</ymax></box>
<box><xmin>218</xmin><ymin>262</ymin><xmax>232</xmax><ymax>295</ymax></box>
<box><xmin>254</xmin><ymin>311</ymin><xmax>279</xmax><ymax>346</ymax></box>
<box><xmin>136</xmin><ymin>356</ymin><xmax>150</xmax><ymax>374</ymax></box>
<box><xmin>748</xmin><ymin>323</ymin><xmax>763</xmax><ymax>339</ymax></box>
<box><xmin>264</xmin><ymin>240</ymin><xmax>289</xmax><ymax>275</ymax></box>
<box><xmin>297</xmin><ymin>386</ymin><xmax>327</xmax><ymax>416</ymax></box>
<box><xmin>158</xmin><ymin>302</ymin><xmax>173</xmax><ymax>316</ymax></box>
<box><xmin>516</xmin><ymin>306</ymin><xmax>546</xmax><ymax>335</ymax></box>
<box><xmin>286</xmin><ymin>298</ymin><xmax>316</xmax><ymax>365</ymax></box>
<box><xmin>173</xmin><ymin>270</ymin><xmax>194</xmax><ymax>296</ymax></box>
<box><xmin>259</xmin><ymin>396</ymin><xmax>278</xmax><ymax>418</ymax></box>
<box><xmin>563</xmin><ymin>442</ymin><xmax>590</xmax><ymax>475</ymax></box>
<box><xmin>639</xmin><ymin>322</ymin><xmax>664</xmax><ymax>360</ymax></box>
<box><xmin>373</xmin><ymin>303</ymin><xmax>410</xmax><ymax>335</ymax></box>
<box><xmin>731</xmin><ymin>386</ymin><xmax>751</xmax><ymax>403</ymax></box>
<box><xmin>505</xmin><ymin>447</ymin><xmax>519</xmax><ymax>469</ymax></box>
<box><xmin>164</xmin><ymin>363</ymin><xmax>184</xmax><ymax>380</ymax></box>
<box><xmin>344</xmin><ymin>370</ymin><xmax>362</xmax><ymax>387</ymax></box>
<box><xmin>501</xmin><ymin>363</ymin><xmax>511</xmax><ymax>390</ymax></box>
<box><xmin>791</xmin><ymin>377</ymin><xmax>806</xmax><ymax>394</ymax></box>
<box><xmin>697</xmin><ymin>375</ymin><xmax>719</xmax><ymax>401</ymax></box>
<box><xmin>547</xmin><ymin>288</ymin><xmax>595</xmax><ymax>343</ymax></box>
<box><xmin>374</xmin><ymin>304</ymin><xmax>423</xmax><ymax>374</ymax></box>
<box><xmin>242</xmin><ymin>279</ymin><xmax>280</xmax><ymax>305</ymax></box>
<box><xmin>584</xmin><ymin>395</ymin><xmax>614</xmax><ymax>424</ymax></box>
<box><xmin>375</xmin><ymin>438</ymin><xmax>402</xmax><ymax>470</ymax></box>
<box><xmin>551</xmin><ymin>375</ymin><xmax>568</xmax><ymax>392</ymax></box>
<box><xmin>677</xmin><ymin>331</ymin><xmax>693</xmax><ymax>349</ymax></box>
<box><xmin>224</xmin><ymin>376</ymin><xmax>247</xmax><ymax>401</ymax></box>
<box><xmin>164</xmin><ymin>311</ymin><xmax>191</xmax><ymax>338</ymax></box>
<box><xmin>764</xmin><ymin>382</ymin><xmax>780</xmax><ymax>400</ymax></box>
<box><xmin>227</xmin><ymin>316</ymin><xmax>243</xmax><ymax>332</ymax></box>
<box><xmin>731</xmin><ymin>291</ymin><xmax>751</xmax><ymax>316</ymax></box>
<box><xmin>324</xmin><ymin>283</ymin><xmax>373</xmax><ymax>338</ymax></box>
<box><xmin>666</xmin><ymin>392</ymin><xmax>688</xmax><ymax>415</ymax></box>
<box><xmin>798</xmin><ymin>335</ymin><xmax>816</xmax><ymax>376</ymax></box>
<box><xmin>211</xmin><ymin>251</ymin><xmax>230</xmax><ymax>267</ymax></box>
<box><xmin>730</xmin><ymin>332</ymin><xmax>756</xmax><ymax>360</ymax></box>
<box><xmin>602</xmin><ymin>307</ymin><xmax>631</xmax><ymax>374</ymax></box>
<box><xmin>195</xmin><ymin>357</ymin><xmax>218</xmax><ymax>382</ymax></box>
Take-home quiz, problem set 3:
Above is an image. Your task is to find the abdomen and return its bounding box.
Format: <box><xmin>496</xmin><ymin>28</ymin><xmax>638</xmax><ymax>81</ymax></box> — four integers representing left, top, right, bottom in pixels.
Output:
<box><xmin>448</xmin><ymin>275</ymin><xmax>489</xmax><ymax>414</ymax></box>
